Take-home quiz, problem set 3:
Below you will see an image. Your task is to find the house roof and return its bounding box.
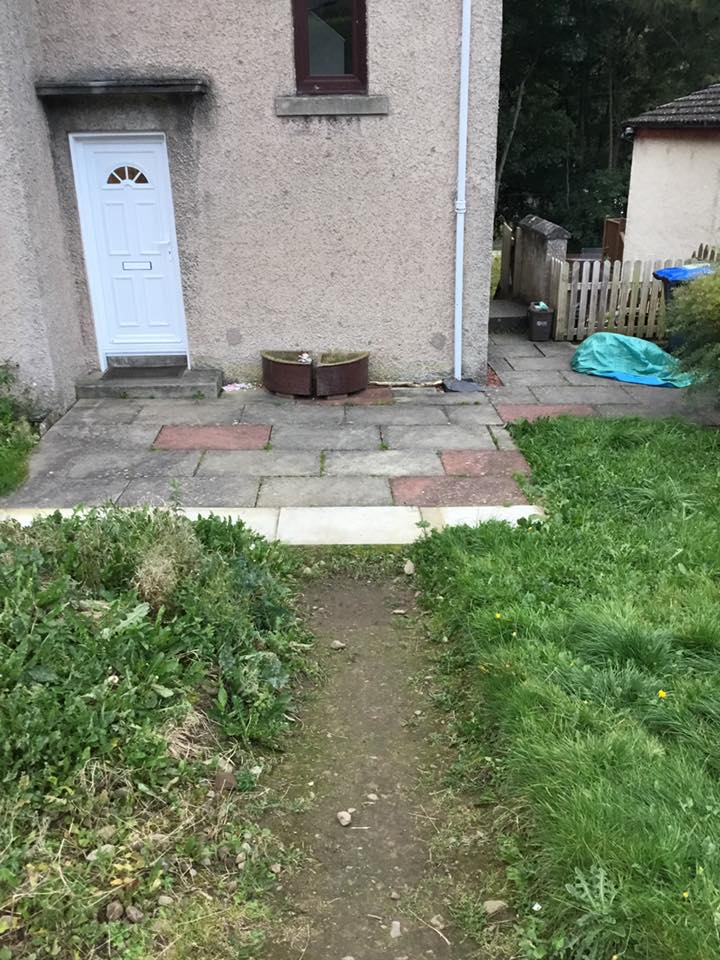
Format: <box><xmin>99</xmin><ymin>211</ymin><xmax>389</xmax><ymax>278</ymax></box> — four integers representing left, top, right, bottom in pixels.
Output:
<box><xmin>626</xmin><ymin>83</ymin><xmax>720</xmax><ymax>130</ymax></box>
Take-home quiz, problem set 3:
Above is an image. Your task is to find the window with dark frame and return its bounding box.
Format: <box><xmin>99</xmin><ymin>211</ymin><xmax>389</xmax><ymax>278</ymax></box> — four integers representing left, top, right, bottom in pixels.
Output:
<box><xmin>292</xmin><ymin>0</ymin><xmax>367</xmax><ymax>95</ymax></box>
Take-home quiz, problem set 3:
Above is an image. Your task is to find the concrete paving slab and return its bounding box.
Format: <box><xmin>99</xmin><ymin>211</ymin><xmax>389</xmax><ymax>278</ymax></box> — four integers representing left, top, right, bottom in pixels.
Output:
<box><xmin>43</xmin><ymin>421</ymin><xmax>161</xmax><ymax>445</ymax></box>
<box><xmin>441</xmin><ymin>449</ymin><xmax>530</xmax><ymax>476</ymax></box>
<box><xmin>325</xmin><ymin>450</ymin><xmax>444</xmax><ymax>477</ymax></box>
<box><xmin>486</xmin><ymin>357</ymin><xmax>515</xmax><ymax>373</ymax></box>
<box><xmin>258</xmin><ymin>477</ymin><xmax>392</xmax><ymax>507</ymax></box>
<box><xmin>60</xmin><ymin>401</ymin><xmax>142</xmax><ymax>425</ymax></box>
<box><xmin>391</xmin><ymin>388</ymin><xmax>473</xmax><ymax>405</ymax></box>
<box><xmin>314</xmin><ymin>386</ymin><xmax>394</xmax><ymax>406</ymax></box>
<box><xmin>67</xmin><ymin>448</ymin><xmax>201</xmax><ymax>479</ymax></box>
<box><xmin>507</xmin><ymin>356</ymin><xmax>576</xmax><ymax>371</ymax></box>
<box><xmin>134</xmin><ymin>399</ymin><xmax>246</xmax><ymax>425</ymax></box>
<box><xmin>392</xmin><ymin>475</ymin><xmax>527</xmax><ymax>506</ymax></box>
<box><xmin>497</xmin><ymin>403</ymin><xmax>595</xmax><ymax>423</ymax></box>
<box><xmin>154</xmin><ymin>424</ymin><xmax>270</xmax><ymax>450</ymax></box>
<box><xmin>420</xmin><ymin>504</ymin><xmax>543</xmax><ymax>531</ymax></box>
<box><xmin>383</xmin><ymin>425</ymin><xmax>496</xmax><ymax>450</ymax></box>
<box><xmin>445</xmin><ymin>404</ymin><xmax>504</xmax><ymax>426</ymax></box>
<box><xmin>117</xmin><ymin>476</ymin><xmax>260</xmax><ymax>507</ymax></box>
<box><xmin>198</xmin><ymin>450</ymin><xmax>320</xmax><ymax>476</ymax></box>
<box><xmin>617</xmin><ymin>385</ymin><xmax>688</xmax><ymax>405</ymax></box>
<box><xmin>489</xmin><ymin>342</ymin><xmax>544</xmax><ymax>358</ymax></box>
<box><xmin>276</xmin><ymin>506</ymin><xmax>422</xmax><ymax>544</ymax></box>
<box><xmin>534</xmin><ymin>341</ymin><xmax>577</xmax><ymax>356</ymax></box>
<box><xmin>0</xmin><ymin>475</ymin><xmax>129</xmax><ymax>508</ymax></box>
<box><xmin>488</xmin><ymin>425</ymin><xmax>520</xmax><ymax>450</ymax></box>
<box><xmin>496</xmin><ymin>369</ymin><xmax>570</xmax><ymax>386</ymax></box>
<box><xmin>485</xmin><ymin>386</ymin><xmax>538</xmax><ymax>404</ymax></box>
<box><xmin>270</xmin><ymin>425</ymin><xmax>381</xmax><ymax>450</ymax></box>
<box><xmin>242</xmin><ymin>404</ymin><xmax>345</xmax><ymax>426</ymax></box>
<box><xmin>560</xmin><ymin>370</ymin><xmax>620</xmax><ymax>387</ymax></box>
<box><xmin>344</xmin><ymin>405</ymin><xmax>449</xmax><ymax>425</ymax></box>
<box><xmin>531</xmin><ymin>385</ymin><xmax>632</xmax><ymax>404</ymax></box>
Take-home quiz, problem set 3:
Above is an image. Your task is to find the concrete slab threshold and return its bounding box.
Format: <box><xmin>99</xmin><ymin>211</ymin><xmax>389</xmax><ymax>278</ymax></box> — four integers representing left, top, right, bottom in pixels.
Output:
<box><xmin>0</xmin><ymin>504</ymin><xmax>542</xmax><ymax>544</ymax></box>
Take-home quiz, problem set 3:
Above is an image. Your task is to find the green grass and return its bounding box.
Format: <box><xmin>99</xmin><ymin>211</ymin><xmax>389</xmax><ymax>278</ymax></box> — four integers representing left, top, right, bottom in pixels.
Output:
<box><xmin>0</xmin><ymin>508</ymin><xmax>310</xmax><ymax>958</ymax></box>
<box><xmin>0</xmin><ymin>374</ymin><xmax>35</xmax><ymax>496</ymax></box>
<box><xmin>412</xmin><ymin>415</ymin><xmax>720</xmax><ymax>960</ymax></box>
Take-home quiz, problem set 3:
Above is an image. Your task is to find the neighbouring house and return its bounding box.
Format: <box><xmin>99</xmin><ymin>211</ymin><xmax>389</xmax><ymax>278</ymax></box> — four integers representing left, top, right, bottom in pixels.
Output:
<box><xmin>0</xmin><ymin>1</ymin><xmax>502</xmax><ymax>411</ymax></box>
<box><xmin>623</xmin><ymin>83</ymin><xmax>720</xmax><ymax>262</ymax></box>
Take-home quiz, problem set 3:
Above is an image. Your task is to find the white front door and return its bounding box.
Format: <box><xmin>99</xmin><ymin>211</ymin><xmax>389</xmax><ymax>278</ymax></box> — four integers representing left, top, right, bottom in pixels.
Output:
<box><xmin>70</xmin><ymin>133</ymin><xmax>188</xmax><ymax>367</ymax></box>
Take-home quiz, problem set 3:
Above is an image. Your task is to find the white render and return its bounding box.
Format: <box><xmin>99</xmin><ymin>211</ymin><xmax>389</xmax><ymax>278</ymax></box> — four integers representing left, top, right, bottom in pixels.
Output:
<box><xmin>624</xmin><ymin>129</ymin><xmax>720</xmax><ymax>262</ymax></box>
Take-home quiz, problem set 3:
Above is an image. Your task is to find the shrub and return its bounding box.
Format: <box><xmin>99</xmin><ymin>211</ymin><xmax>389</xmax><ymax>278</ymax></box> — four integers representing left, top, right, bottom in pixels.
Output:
<box><xmin>666</xmin><ymin>270</ymin><xmax>720</xmax><ymax>399</ymax></box>
<box><xmin>0</xmin><ymin>364</ymin><xmax>35</xmax><ymax>495</ymax></box>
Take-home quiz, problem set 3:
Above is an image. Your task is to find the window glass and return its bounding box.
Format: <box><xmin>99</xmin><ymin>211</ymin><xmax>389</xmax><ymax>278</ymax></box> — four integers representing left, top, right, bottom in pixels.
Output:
<box><xmin>308</xmin><ymin>0</ymin><xmax>353</xmax><ymax>76</ymax></box>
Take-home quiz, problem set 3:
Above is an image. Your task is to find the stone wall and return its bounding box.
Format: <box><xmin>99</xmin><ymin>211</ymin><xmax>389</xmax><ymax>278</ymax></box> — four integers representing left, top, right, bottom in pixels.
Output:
<box><xmin>513</xmin><ymin>215</ymin><xmax>570</xmax><ymax>305</ymax></box>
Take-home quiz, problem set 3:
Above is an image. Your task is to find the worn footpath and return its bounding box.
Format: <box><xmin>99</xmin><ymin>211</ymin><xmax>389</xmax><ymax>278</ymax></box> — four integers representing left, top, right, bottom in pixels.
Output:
<box><xmin>259</xmin><ymin>577</ymin><xmax>507</xmax><ymax>960</ymax></box>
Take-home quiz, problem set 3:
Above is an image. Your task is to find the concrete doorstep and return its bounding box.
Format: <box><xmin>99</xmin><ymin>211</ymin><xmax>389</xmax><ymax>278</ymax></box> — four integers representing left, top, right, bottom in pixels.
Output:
<box><xmin>0</xmin><ymin>504</ymin><xmax>543</xmax><ymax>545</ymax></box>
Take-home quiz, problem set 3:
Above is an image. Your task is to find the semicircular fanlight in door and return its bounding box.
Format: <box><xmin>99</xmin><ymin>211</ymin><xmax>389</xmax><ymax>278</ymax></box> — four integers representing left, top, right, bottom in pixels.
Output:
<box><xmin>106</xmin><ymin>165</ymin><xmax>149</xmax><ymax>185</ymax></box>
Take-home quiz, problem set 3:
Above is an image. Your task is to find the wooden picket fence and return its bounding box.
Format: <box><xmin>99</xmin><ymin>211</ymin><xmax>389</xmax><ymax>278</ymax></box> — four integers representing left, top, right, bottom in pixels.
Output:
<box><xmin>693</xmin><ymin>243</ymin><xmax>719</xmax><ymax>263</ymax></box>
<box><xmin>548</xmin><ymin>257</ymin><xmax>684</xmax><ymax>341</ymax></box>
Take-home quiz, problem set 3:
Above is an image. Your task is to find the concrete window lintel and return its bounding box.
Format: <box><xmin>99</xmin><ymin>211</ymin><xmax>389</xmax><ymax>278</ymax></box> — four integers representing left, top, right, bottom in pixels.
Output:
<box><xmin>275</xmin><ymin>94</ymin><xmax>389</xmax><ymax>117</ymax></box>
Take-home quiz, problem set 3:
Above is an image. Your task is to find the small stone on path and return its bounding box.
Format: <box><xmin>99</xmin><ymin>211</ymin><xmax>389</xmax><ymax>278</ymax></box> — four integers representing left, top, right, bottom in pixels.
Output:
<box><xmin>330</xmin><ymin>640</ymin><xmax>346</xmax><ymax>650</ymax></box>
<box><xmin>106</xmin><ymin>900</ymin><xmax>124</xmax><ymax>921</ymax></box>
<box><xmin>430</xmin><ymin>913</ymin><xmax>446</xmax><ymax>929</ymax></box>
<box><xmin>125</xmin><ymin>905</ymin><xmax>144</xmax><ymax>924</ymax></box>
<box><xmin>483</xmin><ymin>898</ymin><xmax>514</xmax><ymax>922</ymax></box>
<box><xmin>390</xmin><ymin>920</ymin><xmax>402</xmax><ymax>938</ymax></box>
<box><xmin>403</xmin><ymin>559</ymin><xmax>415</xmax><ymax>575</ymax></box>
<box><xmin>336</xmin><ymin>810</ymin><xmax>352</xmax><ymax>827</ymax></box>
<box><xmin>390</xmin><ymin>890</ymin><xmax>400</xmax><ymax>900</ymax></box>
<box><xmin>366</xmin><ymin>792</ymin><xmax>379</xmax><ymax>801</ymax></box>
<box><xmin>157</xmin><ymin>895</ymin><xmax>173</xmax><ymax>907</ymax></box>
<box><xmin>392</xmin><ymin>609</ymin><xmax>407</xmax><ymax>616</ymax></box>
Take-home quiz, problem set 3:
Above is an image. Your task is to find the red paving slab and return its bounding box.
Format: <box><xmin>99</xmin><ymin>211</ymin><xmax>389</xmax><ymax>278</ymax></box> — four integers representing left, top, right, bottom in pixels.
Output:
<box><xmin>391</xmin><ymin>475</ymin><xmax>528</xmax><ymax>507</ymax></box>
<box><xmin>497</xmin><ymin>403</ymin><xmax>595</xmax><ymax>423</ymax></box>
<box><xmin>154</xmin><ymin>424</ymin><xmax>271</xmax><ymax>450</ymax></box>
<box><xmin>442</xmin><ymin>449</ymin><xmax>531</xmax><ymax>477</ymax></box>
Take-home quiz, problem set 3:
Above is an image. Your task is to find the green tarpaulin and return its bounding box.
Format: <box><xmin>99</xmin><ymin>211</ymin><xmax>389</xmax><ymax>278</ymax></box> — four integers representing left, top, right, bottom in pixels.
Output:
<box><xmin>571</xmin><ymin>333</ymin><xmax>692</xmax><ymax>388</ymax></box>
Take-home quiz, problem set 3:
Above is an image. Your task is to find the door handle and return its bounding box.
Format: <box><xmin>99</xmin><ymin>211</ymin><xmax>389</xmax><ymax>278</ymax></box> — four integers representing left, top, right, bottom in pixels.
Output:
<box><xmin>157</xmin><ymin>240</ymin><xmax>173</xmax><ymax>260</ymax></box>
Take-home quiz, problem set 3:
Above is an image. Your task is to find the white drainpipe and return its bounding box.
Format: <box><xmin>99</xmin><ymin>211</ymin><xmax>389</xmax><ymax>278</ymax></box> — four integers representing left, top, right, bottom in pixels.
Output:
<box><xmin>453</xmin><ymin>0</ymin><xmax>472</xmax><ymax>380</ymax></box>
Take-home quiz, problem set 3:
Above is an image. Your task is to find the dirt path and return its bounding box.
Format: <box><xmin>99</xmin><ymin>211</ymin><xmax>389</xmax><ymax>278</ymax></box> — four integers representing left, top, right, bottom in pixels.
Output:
<box><xmin>261</xmin><ymin>578</ymin><xmax>491</xmax><ymax>960</ymax></box>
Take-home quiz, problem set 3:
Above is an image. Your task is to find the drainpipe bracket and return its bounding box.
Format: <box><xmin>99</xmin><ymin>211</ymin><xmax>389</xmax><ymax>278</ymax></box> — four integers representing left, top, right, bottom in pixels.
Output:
<box><xmin>454</xmin><ymin>200</ymin><xmax>467</xmax><ymax>214</ymax></box>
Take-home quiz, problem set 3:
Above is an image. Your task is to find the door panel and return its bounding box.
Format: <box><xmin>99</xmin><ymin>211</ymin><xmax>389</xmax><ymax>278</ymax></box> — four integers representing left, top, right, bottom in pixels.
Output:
<box><xmin>70</xmin><ymin>134</ymin><xmax>188</xmax><ymax>364</ymax></box>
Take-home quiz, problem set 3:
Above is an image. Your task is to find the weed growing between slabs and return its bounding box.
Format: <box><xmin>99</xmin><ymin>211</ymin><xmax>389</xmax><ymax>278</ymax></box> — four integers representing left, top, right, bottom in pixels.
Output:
<box><xmin>412</xmin><ymin>416</ymin><xmax>720</xmax><ymax>960</ymax></box>
<box><xmin>0</xmin><ymin>508</ymin><xmax>310</xmax><ymax>958</ymax></box>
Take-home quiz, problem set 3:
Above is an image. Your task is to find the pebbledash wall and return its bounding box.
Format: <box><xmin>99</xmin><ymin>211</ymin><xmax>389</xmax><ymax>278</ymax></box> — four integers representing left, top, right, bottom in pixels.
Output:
<box><xmin>2</xmin><ymin>0</ymin><xmax>502</xmax><ymax>411</ymax></box>
<box><xmin>624</xmin><ymin>128</ymin><xmax>720</xmax><ymax>262</ymax></box>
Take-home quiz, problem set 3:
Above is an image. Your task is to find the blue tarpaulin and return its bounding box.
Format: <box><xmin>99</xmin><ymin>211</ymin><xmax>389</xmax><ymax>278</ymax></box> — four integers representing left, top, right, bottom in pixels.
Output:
<box><xmin>571</xmin><ymin>332</ymin><xmax>692</xmax><ymax>388</ymax></box>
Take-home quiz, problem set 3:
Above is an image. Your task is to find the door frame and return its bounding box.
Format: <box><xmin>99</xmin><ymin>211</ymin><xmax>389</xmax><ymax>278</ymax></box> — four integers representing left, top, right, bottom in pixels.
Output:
<box><xmin>69</xmin><ymin>131</ymin><xmax>190</xmax><ymax>371</ymax></box>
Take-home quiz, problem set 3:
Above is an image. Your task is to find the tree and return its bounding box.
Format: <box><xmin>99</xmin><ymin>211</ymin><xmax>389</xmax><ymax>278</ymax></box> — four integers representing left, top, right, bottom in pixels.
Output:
<box><xmin>495</xmin><ymin>0</ymin><xmax>720</xmax><ymax>245</ymax></box>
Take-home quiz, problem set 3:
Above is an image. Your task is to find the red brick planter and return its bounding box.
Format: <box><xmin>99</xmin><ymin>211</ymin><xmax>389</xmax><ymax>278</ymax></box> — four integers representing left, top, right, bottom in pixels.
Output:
<box><xmin>315</xmin><ymin>352</ymin><xmax>369</xmax><ymax>398</ymax></box>
<box><xmin>261</xmin><ymin>351</ymin><xmax>313</xmax><ymax>397</ymax></box>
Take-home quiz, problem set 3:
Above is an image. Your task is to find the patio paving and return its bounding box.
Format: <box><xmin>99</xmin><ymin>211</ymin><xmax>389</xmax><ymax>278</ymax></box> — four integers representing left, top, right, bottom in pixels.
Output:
<box><xmin>1</xmin><ymin>331</ymin><xmax>717</xmax><ymax>519</ymax></box>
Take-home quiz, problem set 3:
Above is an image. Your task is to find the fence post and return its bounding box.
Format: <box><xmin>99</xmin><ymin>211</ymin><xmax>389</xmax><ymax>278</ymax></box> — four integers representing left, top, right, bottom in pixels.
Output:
<box><xmin>499</xmin><ymin>223</ymin><xmax>514</xmax><ymax>297</ymax></box>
